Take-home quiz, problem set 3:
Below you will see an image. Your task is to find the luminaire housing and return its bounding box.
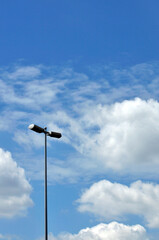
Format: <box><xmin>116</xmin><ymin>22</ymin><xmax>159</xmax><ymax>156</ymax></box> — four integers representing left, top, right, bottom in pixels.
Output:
<box><xmin>48</xmin><ymin>131</ymin><xmax>62</xmax><ymax>138</ymax></box>
<box><xmin>28</xmin><ymin>124</ymin><xmax>62</xmax><ymax>138</ymax></box>
<box><xmin>28</xmin><ymin>124</ymin><xmax>44</xmax><ymax>133</ymax></box>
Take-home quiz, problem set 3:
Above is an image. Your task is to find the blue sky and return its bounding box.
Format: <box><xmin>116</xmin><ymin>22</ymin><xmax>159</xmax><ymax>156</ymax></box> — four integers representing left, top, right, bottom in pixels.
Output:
<box><xmin>0</xmin><ymin>1</ymin><xmax>159</xmax><ymax>239</ymax></box>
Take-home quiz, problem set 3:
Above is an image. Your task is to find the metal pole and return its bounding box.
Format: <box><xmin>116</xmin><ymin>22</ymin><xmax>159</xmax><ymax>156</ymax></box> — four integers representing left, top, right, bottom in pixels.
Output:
<box><xmin>44</xmin><ymin>130</ymin><xmax>48</xmax><ymax>240</ymax></box>
<box><xmin>28</xmin><ymin>124</ymin><xmax>61</xmax><ymax>240</ymax></box>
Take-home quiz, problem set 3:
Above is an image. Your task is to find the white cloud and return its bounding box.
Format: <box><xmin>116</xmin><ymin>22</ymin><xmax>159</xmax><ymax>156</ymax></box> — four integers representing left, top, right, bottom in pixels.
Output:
<box><xmin>0</xmin><ymin>110</ymin><xmax>30</xmax><ymax>131</ymax></box>
<box><xmin>6</xmin><ymin>66</ymin><xmax>41</xmax><ymax>79</ymax></box>
<box><xmin>23</xmin><ymin>79</ymin><xmax>64</xmax><ymax>108</ymax></box>
<box><xmin>47</xmin><ymin>161</ymin><xmax>80</xmax><ymax>184</ymax></box>
<box><xmin>13</xmin><ymin>130</ymin><xmax>45</xmax><ymax>149</ymax></box>
<box><xmin>0</xmin><ymin>79</ymin><xmax>63</xmax><ymax>110</ymax></box>
<box><xmin>83</xmin><ymin>98</ymin><xmax>159</xmax><ymax>169</ymax></box>
<box><xmin>0</xmin><ymin>148</ymin><xmax>33</xmax><ymax>218</ymax></box>
<box><xmin>0</xmin><ymin>79</ymin><xmax>34</xmax><ymax>106</ymax></box>
<box><xmin>49</xmin><ymin>98</ymin><xmax>159</xmax><ymax>177</ymax></box>
<box><xmin>47</xmin><ymin>222</ymin><xmax>148</xmax><ymax>240</ymax></box>
<box><xmin>0</xmin><ymin>65</ymin><xmax>65</xmax><ymax>110</ymax></box>
<box><xmin>77</xmin><ymin>180</ymin><xmax>159</xmax><ymax>228</ymax></box>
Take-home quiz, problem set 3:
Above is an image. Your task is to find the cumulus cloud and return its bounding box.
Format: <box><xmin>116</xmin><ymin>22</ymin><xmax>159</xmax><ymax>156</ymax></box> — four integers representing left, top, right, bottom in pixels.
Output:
<box><xmin>84</xmin><ymin>98</ymin><xmax>159</xmax><ymax>169</ymax></box>
<box><xmin>77</xmin><ymin>180</ymin><xmax>159</xmax><ymax>228</ymax></box>
<box><xmin>0</xmin><ymin>148</ymin><xmax>33</xmax><ymax>218</ymax></box>
<box><xmin>46</xmin><ymin>222</ymin><xmax>148</xmax><ymax>240</ymax></box>
<box><xmin>50</xmin><ymin>98</ymin><xmax>159</xmax><ymax>177</ymax></box>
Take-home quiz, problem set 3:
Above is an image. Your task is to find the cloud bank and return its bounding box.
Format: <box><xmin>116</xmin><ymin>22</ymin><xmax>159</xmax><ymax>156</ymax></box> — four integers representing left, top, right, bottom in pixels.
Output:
<box><xmin>0</xmin><ymin>148</ymin><xmax>33</xmax><ymax>218</ymax></box>
<box><xmin>47</xmin><ymin>222</ymin><xmax>148</xmax><ymax>240</ymax></box>
<box><xmin>77</xmin><ymin>180</ymin><xmax>159</xmax><ymax>228</ymax></box>
<box><xmin>48</xmin><ymin>97</ymin><xmax>159</xmax><ymax>179</ymax></box>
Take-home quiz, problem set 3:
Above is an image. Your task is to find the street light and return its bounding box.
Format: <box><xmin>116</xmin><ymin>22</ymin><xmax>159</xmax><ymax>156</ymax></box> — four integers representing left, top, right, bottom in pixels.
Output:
<box><xmin>28</xmin><ymin>124</ymin><xmax>62</xmax><ymax>240</ymax></box>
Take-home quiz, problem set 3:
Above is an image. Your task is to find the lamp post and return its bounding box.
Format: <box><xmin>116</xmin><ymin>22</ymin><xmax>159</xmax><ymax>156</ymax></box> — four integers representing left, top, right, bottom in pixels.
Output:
<box><xmin>28</xmin><ymin>124</ymin><xmax>62</xmax><ymax>240</ymax></box>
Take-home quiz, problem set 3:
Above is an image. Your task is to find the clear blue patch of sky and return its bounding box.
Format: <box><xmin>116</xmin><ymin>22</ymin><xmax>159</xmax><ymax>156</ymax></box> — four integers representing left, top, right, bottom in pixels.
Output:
<box><xmin>0</xmin><ymin>0</ymin><xmax>159</xmax><ymax>67</ymax></box>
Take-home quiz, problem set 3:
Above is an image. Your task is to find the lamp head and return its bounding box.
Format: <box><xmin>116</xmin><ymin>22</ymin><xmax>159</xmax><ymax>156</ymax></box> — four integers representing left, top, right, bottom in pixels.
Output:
<box><xmin>48</xmin><ymin>131</ymin><xmax>62</xmax><ymax>138</ymax></box>
<box><xmin>28</xmin><ymin>124</ymin><xmax>62</xmax><ymax>138</ymax></box>
<box><xmin>28</xmin><ymin>124</ymin><xmax>44</xmax><ymax>133</ymax></box>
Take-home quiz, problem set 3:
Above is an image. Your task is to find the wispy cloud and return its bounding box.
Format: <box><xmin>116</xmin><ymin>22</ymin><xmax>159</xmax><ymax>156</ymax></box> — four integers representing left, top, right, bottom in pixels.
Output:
<box><xmin>4</xmin><ymin>66</ymin><xmax>41</xmax><ymax>80</ymax></box>
<box><xmin>0</xmin><ymin>233</ymin><xmax>20</xmax><ymax>240</ymax></box>
<box><xmin>1</xmin><ymin>62</ymin><xmax>159</xmax><ymax>111</ymax></box>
